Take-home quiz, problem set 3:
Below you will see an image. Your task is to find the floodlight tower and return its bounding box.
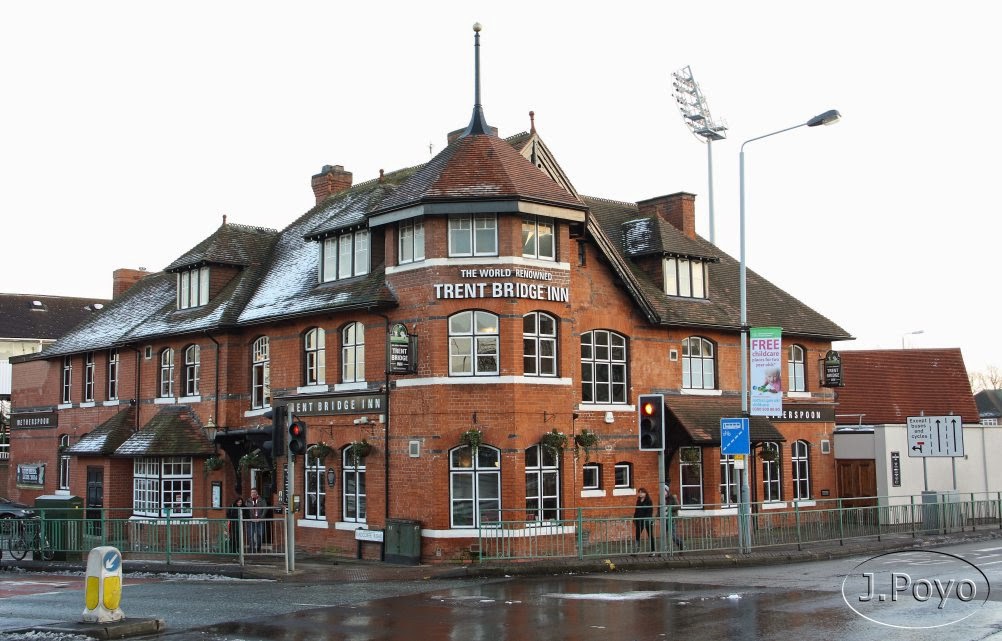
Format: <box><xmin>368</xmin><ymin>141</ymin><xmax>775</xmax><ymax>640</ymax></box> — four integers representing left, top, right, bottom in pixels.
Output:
<box><xmin>672</xmin><ymin>65</ymin><xmax>728</xmax><ymax>245</ymax></box>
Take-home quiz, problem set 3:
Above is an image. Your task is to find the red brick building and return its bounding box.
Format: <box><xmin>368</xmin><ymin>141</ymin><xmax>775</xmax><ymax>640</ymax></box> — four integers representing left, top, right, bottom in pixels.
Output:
<box><xmin>9</xmin><ymin>31</ymin><xmax>850</xmax><ymax>563</ymax></box>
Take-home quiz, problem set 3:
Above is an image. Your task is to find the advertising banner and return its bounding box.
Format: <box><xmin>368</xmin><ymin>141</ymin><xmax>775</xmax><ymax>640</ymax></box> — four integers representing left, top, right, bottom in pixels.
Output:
<box><xmin>750</xmin><ymin>326</ymin><xmax>783</xmax><ymax>417</ymax></box>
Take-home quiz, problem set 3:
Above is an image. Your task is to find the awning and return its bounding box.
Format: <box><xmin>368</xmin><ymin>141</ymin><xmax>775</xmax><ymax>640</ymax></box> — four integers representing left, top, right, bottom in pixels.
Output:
<box><xmin>113</xmin><ymin>405</ymin><xmax>214</xmax><ymax>457</ymax></box>
<box><xmin>664</xmin><ymin>395</ymin><xmax>785</xmax><ymax>446</ymax></box>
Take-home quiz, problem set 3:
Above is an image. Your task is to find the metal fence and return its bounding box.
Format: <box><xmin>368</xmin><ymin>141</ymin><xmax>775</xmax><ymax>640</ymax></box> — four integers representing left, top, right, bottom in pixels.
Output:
<box><xmin>476</xmin><ymin>492</ymin><xmax>1002</xmax><ymax>561</ymax></box>
<box><xmin>2</xmin><ymin>507</ymin><xmax>286</xmax><ymax>565</ymax></box>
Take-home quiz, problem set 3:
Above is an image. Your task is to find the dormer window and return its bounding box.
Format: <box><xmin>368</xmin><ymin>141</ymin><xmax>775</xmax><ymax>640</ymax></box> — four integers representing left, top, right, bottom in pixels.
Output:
<box><xmin>177</xmin><ymin>267</ymin><xmax>210</xmax><ymax>309</ymax></box>
<box><xmin>320</xmin><ymin>230</ymin><xmax>369</xmax><ymax>283</ymax></box>
<box><xmin>664</xmin><ymin>257</ymin><xmax>708</xmax><ymax>299</ymax></box>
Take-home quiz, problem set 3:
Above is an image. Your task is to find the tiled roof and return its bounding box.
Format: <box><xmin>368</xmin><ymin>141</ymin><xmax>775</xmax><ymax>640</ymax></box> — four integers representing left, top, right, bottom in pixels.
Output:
<box><xmin>0</xmin><ymin>294</ymin><xmax>110</xmax><ymax>341</ymax></box>
<box><xmin>665</xmin><ymin>395</ymin><xmax>784</xmax><ymax>445</ymax></box>
<box><xmin>114</xmin><ymin>405</ymin><xmax>215</xmax><ymax>457</ymax></box>
<box><xmin>165</xmin><ymin>222</ymin><xmax>277</xmax><ymax>272</ymax></box>
<box><xmin>975</xmin><ymin>390</ymin><xmax>1002</xmax><ymax>419</ymax></box>
<box><xmin>66</xmin><ymin>407</ymin><xmax>135</xmax><ymax>455</ymax></box>
<box><xmin>584</xmin><ymin>196</ymin><xmax>851</xmax><ymax>340</ymax></box>
<box><xmin>834</xmin><ymin>349</ymin><xmax>979</xmax><ymax>425</ymax></box>
<box><xmin>372</xmin><ymin>132</ymin><xmax>586</xmax><ymax>215</ymax></box>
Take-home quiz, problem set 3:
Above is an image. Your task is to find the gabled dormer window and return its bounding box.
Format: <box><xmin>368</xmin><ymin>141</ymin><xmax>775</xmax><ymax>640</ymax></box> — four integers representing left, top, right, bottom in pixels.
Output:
<box><xmin>177</xmin><ymin>267</ymin><xmax>210</xmax><ymax>309</ymax></box>
<box><xmin>320</xmin><ymin>230</ymin><xmax>369</xmax><ymax>283</ymax></box>
<box><xmin>664</xmin><ymin>257</ymin><xmax>708</xmax><ymax>299</ymax></box>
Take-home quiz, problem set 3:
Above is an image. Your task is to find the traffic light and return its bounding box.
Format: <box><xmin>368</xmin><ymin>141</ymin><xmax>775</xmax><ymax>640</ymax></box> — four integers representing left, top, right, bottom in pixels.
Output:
<box><xmin>288</xmin><ymin>420</ymin><xmax>308</xmax><ymax>455</ymax></box>
<box><xmin>262</xmin><ymin>405</ymin><xmax>286</xmax><ymax>458</ymax></box>
<box><xmin>638</xmin><ymin>394</ymin><xmax>665</xmax><ymax>451</ymax></box>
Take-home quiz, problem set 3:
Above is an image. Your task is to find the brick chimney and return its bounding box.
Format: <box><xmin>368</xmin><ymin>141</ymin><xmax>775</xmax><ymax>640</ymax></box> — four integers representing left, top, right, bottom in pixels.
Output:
<box><xmin>113</xmin><ymin>268</ymin><xmax>148</xmax><ymax>299</ymax></box>
<box><xmin>636</xmin><ymin>192</ymin><xmax>697</xmax><ymax>240</ymax></box>
<box><xmin>310</xmin><ymin>165</ymin><xmax>352</xmax><ymax>205</ymax></box>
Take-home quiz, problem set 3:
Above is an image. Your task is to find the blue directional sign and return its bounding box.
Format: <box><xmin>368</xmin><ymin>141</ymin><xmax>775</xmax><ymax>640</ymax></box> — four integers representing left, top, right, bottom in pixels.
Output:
<box><xmin>721</xmin><ymin>417</ymin><xmax>750</xmax><ymax>455</ymax></box>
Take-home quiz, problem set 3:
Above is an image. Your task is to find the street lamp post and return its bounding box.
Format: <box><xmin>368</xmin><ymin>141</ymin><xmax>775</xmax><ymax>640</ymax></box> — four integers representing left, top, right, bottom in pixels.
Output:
<box><xmin>902</xmin><ymin>330</ymin><xmax>924</xmax><ymax>349</ymax></box>
<box><xmin>737</xmin><ymin>109</ymin><xmax>841</xmax><ymax>553</ymax></box>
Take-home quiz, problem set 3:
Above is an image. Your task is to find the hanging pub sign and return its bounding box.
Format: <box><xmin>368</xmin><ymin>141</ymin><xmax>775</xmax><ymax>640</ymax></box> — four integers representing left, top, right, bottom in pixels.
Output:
<box><xmin>388</xmin><ymin>323</ymin><xmax>417</xmax><ymax>375</ymax></box>
<box><xmin>820</xmin><ymin>350</ymin><xmax>843</xmax><ymax>387</ymax></box>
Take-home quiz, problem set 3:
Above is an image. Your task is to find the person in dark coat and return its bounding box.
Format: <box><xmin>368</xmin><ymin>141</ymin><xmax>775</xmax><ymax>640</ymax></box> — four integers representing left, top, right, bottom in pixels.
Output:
<box><xmin>634</xmin><ymin>487</ymin><xmax>654</xmax><ymax>552</ymax></box>
<box><xmin>226</xmin><ymin>496</ymin><xmax>244</xmax><ymax>552</ymax></box>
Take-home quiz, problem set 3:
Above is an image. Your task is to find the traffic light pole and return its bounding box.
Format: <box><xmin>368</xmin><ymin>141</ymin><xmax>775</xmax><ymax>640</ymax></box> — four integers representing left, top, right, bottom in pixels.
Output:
<box><xmin>285</xmin><ymin>411</ymin><xmax>295</xmax><ymax>573</ymax></box>
<box><xmin>657</xmin><ymin>450</ymin><xmax>667</xmax><ymax>554</ymax></box>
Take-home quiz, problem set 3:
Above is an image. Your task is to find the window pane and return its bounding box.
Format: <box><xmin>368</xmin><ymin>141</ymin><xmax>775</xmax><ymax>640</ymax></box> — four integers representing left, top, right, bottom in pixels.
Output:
<box><xmin>679</xmin><ymin>259</ymin><xmax>691</xmax><ymax>297</ymax></box>
<box><xmin>338</xmin><ymin>235</ymin><xmax>352</xmax><ymax>279</ymax></box>
<box><xmin>522</xmin><ymin>219</ymin><xmax>536</xmax><ymax>257</ymax></box>
<box><xmin>323</xmin><ymin>238</ymin><xmax>338</xmax><ymax>281</ymax></box>
<box><xmin>450</xmin><ymin>311</ymin><xmax>472</xmax><ymax>335</ymax></box>
<box><xmin>474</xmin><ymin>215</ymin><xmax>496</xmax><ymax>254</ymax></box>
<box><xmin>413</xmin><ymin>222</ymin><xmax>424</xmax><ymax>260</ymax></box>
<box><xmin>665</xmin><ymin>258</ymin><xmax>677</xmax><ymax>295</ymax></box>
<box><xmin>449</xmin><ymin>218</ymin><xmax>472</xmax><ymax>256</ymax></box>
<box><xmin>537</xmin><ymin>220</ymin><xmax>554</xmax><ymax>259</ymax></box>
<box><xmin>692</xmin><ymin>261</ymin><xmax>704</xmax><ymax>298</ymax></box>
<box><xmin>354</xmin><ymin>230</ymin><xmax>369</xmax><ymax>275</ymax></box>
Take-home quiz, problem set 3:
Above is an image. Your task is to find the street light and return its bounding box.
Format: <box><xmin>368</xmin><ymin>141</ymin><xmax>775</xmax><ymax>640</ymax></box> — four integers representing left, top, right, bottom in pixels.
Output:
<box><xmin>902</xmin><ymin>330</ymin><xmax>924</xmax><ymax>349</ymax></box>
<box><xmin>737</xmin><ymin>109</ymin><xmax>841</xmax><ymax>553</ymax></box>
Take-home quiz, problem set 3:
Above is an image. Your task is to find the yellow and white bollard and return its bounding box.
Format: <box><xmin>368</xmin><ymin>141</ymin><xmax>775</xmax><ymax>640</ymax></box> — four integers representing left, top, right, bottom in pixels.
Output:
<box><xmin>82</xmin><ymin>546</ymin><xmax>125</xmax><ymax>623</ymax></box>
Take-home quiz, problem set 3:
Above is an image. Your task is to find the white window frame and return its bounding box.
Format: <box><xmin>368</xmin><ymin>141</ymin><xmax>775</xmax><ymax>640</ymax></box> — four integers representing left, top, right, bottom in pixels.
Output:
<box><xmin>304</xmin><ymin>455</ymin><xmax>326</xmax><ymax>520</ymax></box>
<box><xmin>342</xmin><ymin>447</ymin><xmax>367</xmax><ymax>523</ymax></box>
<box><xmin>61</xmin><ymin>356</ymin><xmax>72</xmax><ymax>404</ymax></box>
<box><xmin>252</xmin><ymin>337</ymin><xmax>270</xmax><ymax>409</ymax></box>
<box><xmin>341</xmin><ymin>322</ymin><xmax>365</xmax><ymax>383</ymax></box>
<box><xmin>522</xmin><ymin>216</ymin><xmax>555</xmax><ymax>261</ymax></box>
<box><xmin>523</xmin><ymin>312</ymin><xmax>557</xmax><ymax>377</ymax></box>
<box><xmin>107</xmin><ymin>348</ymin><xmax>119</xmax><ymax>400</ymax></box>
<box><xmin>525</xmin><ymin>445</ymin><xmax>561</xmax><ymax>522</ymax></box>
<box><xmin>449</xmin><ymin>445</ymin><xmax>501</xmax><ymax>528</ymax></box>
<box><xmin>159</xmin><ymin>348</ymin><xmax>175</xmax><ymax>398</ymax></box>
<box><xmin>719</xmin><ymin>454</ymin><xmax>739</xmax><ymax>507</ymax></box>
<box><xmin>679</xmin><ymin>447</ymin><xmax>703</xmax><ymax>507</ymax></box>
<box><xmin>132</xmin><ymin>456</ymin><xmax>192</xmax><ymax>518</ymax></box>
<box><xmin>761</xmin><ymin>442</ymin><xmax>782</xmax><ymax>502</ymax></box>
<box><xmin>398</xmin><ymin>219</ymin><xmax>425</xmax><ymax>264</ymax></box>
<box><xmin>184</xmin><ymin>344</ymin><xmax>200</xmax><ymax>397</ymax></box>
<box><xmin>448</xmin><ymin>215</ymin><xmax>497</xmax><ymax>257</ymax></box>
<box><xmin>614</xmin><ymin>462</ymin><xmax>632</xmax><ymax>489</ymax></box>
<box><xmin>580</xmin><ymin>330</ymin><xmax>628</xmax><ymax>404</ymax></box>
<box><xmin>582</xmin><ymin>463</ymin><xmax>601</xmax><ymax>490</ymax></box>
<box><xmin>792</xmin><ymin>440</ymin><xmax>811</xmax><ymax>500</ymax></box>
<box><xmin>321</xmin><ymin>230</ymin><xmax>370</xmax><ymax>283</ymax></box>
<box><xmin>664</xmin><ymin>257</ymin><xmax>708</xmax><ymax>299</ymax></box>
<box><xmin>83</xmin><ymin>352</ymin><xmax>95</xmax><ymax>402</ymax></box>
<box><xmin>682</xmin><ymin>336</ymin><xmax>716</xmax><ymax>390</ymax></box>
<box><xmin>177</xmin><ymin>267</ymin><xmax>210</xmax><ymax>309</ymax></box>
<box><xmin>305</xmin><ymin>327</ymin><xmax>326</xmax><ymax>386</ymax></box>
<box><xmin>788</xmin><ymin>344</ymin><xmax>806</xmax><ymax>392</ymax></box>
<box><xmin>58</xmin><ymin>434</ymin><xmax>71</xmax><ymax>490</ymax></box>
<box><xmin>449</xmin><ymin>310</ymin><xmax>499</xmax><ymax>376</ymax></box>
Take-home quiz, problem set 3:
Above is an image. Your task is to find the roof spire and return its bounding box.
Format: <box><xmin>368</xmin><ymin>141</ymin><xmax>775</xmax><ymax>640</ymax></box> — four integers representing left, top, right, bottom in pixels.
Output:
<box><xmin>461</xmin><ymin>22</ymin><xmax>490</xmax><ymax>137</ymax></box>
<box><xmin>529</xmin><ymin>110</ymin><xmax>536</xmax><ymax>134</ymax></box>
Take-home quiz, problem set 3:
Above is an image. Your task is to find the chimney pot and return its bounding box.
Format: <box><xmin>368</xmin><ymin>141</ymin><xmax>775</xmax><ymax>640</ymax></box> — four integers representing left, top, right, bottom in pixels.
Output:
<box><xmin>311</xmin><ymin>165</ymin><xmax>353</xmax><ymax>205</ymax></box>
<box><xmin>636</xmin><ymin>192</ymin><xmax>697</xmax><ymax>240</ymax></box>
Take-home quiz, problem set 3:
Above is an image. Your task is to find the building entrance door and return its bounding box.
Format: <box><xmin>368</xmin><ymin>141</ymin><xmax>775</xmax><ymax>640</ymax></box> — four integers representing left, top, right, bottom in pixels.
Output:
<box><xmin>86</xmin><ymin>466</ymin><xmax>104</xmax><ymax>535</ymax></box>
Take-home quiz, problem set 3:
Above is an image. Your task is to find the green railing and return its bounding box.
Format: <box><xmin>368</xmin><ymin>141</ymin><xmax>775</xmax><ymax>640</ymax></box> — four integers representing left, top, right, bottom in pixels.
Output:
<box><xmin>476</xmin><ymin>492</ymin><xmax>1002</xmax><ymax>561</ymax></box>
<box><xmin>2</xmin><ymin>507</ymin><xmax>286</xmax><ymax>565</ymax></box>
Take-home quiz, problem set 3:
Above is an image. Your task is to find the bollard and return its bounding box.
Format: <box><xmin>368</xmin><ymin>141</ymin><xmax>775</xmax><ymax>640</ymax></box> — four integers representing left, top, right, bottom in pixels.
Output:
<box><xmin>82</xmin><ymin>546</ymin><xmax>125</xmax><ymax>623</ymax></box>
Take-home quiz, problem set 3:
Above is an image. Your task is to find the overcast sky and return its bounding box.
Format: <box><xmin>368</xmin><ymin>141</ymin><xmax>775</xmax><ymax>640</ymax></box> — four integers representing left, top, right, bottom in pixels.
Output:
<box><xmin>2</xmin><ymin>2</ymin><xmax>999</xmax><ymax>376</ymax></box>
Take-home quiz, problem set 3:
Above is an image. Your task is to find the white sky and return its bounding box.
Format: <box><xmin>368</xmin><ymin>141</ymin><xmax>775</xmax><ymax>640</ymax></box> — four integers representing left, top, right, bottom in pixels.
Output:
<box><xmin>2</xmin><ymin>2</ymin><xmax>999</xmax><ymax>373</ymax></box>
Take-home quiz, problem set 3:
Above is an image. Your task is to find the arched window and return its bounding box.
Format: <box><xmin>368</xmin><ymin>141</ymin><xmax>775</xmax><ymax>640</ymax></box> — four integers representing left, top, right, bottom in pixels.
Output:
<box><xmin>342</xmin><ymin>446</ymin><xmax>366</xmax><ymax>523</ymax></box>
<box><xmin>341</xmin><ymin>322</ymin><xmax>365</xmax><ymax>383</ymax></box>
<box><xmin>251</xmin><ymin>337</ymin><xmax>270</xmax><ymax>409</ymax></box>
<box><xmin>580</xmin><ymin>330</ymin><xmax>627</xmax><ymax>404</ymax></box>
<box><xmin>107</xmin><ymin>348</ymin><xmax>119</xmax><ymax>400</ymax></box>
<box><xmin>58</xmin><ymin>434</ymin><xmax>71</xmax><ymax>490</ymax></box>
<box><xmin>83</xmin><ymin>352</ymin><xmax>95</xmax><ymax>402</ymax></box>
<box><xmin>184</xmin><ymin>344</ymin><xmax>200</xmax><ymax>397</ymax></box>
<box><xmin>304</xmin><ymin>453</ymin><xmax>326</xmax><ymax>520</ymax></box>
<box><xmin>523</xmin><ymin>312</ymin><xmax>557</xmax><ymax>376</ymax></box>
<box><xmin>788</xmin><ymin>345</ymin><xmax>806</xmax><ymax>392</ymax></box>
<box><xmin>682</xmin><ymin>336</ymin><xmax>715</xmax><ymax>390</ymax></box>
<box><xmin>159</xmin><ymin>348</ymin><xmax>175</xmax><ymax>398</ymax></box>
<box><xmin>449</xmin><ymin>311</ymin><xmax>499</xmax><ymax>376</ymax></box>
<box><xmin>525</xmin><ymin>445</ymin><xmax>560</xmax><ymax>521</ymax></box>
<box><xmin>449</xmin><ymin>444</ymin><xmax>501</xmax><ymax>528</ymax></box>
<box><xmin>679</xmin><ymin>447</ymin><xmax>703</xmax><ymax>507</ymax></box>
<box><xmin>761</xmin><ymin>442</ymin><xmax>782</xmax><ymax>502</ymax></box>
<box><xmin>61</xmin><ymin>356</ymin><xmax>72</xmax><ymax>404</ymax></box>
<box><xmin>304</xmin><ymin>327</ymin><xmax>326</xmax><ymax>385</ymax></box>
<box><xmin>792</xmin><ymin>440</ymin><xmax>811</xmax><ymax>500</ymax></box>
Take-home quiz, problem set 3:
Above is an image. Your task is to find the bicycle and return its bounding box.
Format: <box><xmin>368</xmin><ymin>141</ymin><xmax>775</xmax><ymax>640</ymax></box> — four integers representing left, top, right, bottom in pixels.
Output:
<box><xmin>8</xmin><ymin>518</ymin><xmax>54</xmax><ymax>561</ymax></box>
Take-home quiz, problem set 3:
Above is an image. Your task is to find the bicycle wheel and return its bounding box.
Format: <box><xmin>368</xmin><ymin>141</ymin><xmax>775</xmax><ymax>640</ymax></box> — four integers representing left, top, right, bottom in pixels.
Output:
<box><xmin>38</xmin><ymin>537</ymin><xmax>55</xmax><ymax>561</ymax></box>
<box><xmin>9</xmin><ymin>535</ymin><xmax>28</xmax><ymax>561</ymax></box>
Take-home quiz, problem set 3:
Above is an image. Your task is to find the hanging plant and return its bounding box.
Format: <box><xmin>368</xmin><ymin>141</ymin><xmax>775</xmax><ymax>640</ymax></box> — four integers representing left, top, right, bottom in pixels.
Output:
<box><xmin>308</xmin><ymin>441</ymin><xmax>334</xmax><ymax>464</ymax></box>
<box><xmin>679</xmin><ymin>447</ymin><xmax>702</xmax><ymax>464</ymax></box>
<box><xmin>759</xmin><ymin>446</ymin><xmax>779</xmax><ymax>463</ymax></box>
<box><xmin>204</xmin><ymin>455</ymin><xmax>225</xmax><ymax>472</ymax></box>
<box><xmin>540</xmin><ymin>428</ymin><xmax>568</xmax><ymax>455</ymax></box>
<box><xmin>460</xmin><ymin>429</ymin><xmax>483</xmax><ymax>452</ymax></box>
<box><xmin>573</xmin><ymin>429</ymin><xmax>600</xmax><ymax>461</ymax></box>
<box><xmin>239</xmin><ymin>450</ymin><xmax>268</xmax><ymax>471</ymax></box>
<box><xmin>348</xmin><ymin>438</ymin><xmax>373</xmax><ymax>466</ymax></box>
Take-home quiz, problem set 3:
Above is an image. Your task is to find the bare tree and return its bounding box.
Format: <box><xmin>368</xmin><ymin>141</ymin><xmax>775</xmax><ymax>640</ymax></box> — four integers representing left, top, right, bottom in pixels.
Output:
<box><xmin>969</xmin><ymin>366</ymin><xmax>1002</xmax><ymax>392</ymax></box>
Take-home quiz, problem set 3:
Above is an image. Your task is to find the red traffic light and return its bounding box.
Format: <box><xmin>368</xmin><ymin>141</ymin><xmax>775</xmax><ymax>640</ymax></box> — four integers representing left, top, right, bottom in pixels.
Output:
<box><xmin>641</xmin><ymin>401</ymin><xmax>656</xmax><ymax>417</ymax></box>
<box><xmin>289</xmin><ymin>422</ymin><xmax>304</xmax><ymax>437</ymax></box>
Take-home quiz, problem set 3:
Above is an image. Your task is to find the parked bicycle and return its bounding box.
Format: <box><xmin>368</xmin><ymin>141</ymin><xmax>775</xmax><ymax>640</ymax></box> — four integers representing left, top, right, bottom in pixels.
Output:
<box><xmin>8</xmin><ymin>518</ymin><xmax>54</xmax><ymax>561</ymax></box>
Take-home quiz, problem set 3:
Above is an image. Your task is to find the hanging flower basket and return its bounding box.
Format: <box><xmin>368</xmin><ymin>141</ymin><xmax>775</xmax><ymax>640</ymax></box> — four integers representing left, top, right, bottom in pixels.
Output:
<box><xmin>540</xmin><ymin>428</ymin><xmax>568</xmax><ymax>454</ymax></box>
<box><xmin>679</xmin><ymin>447</ymin><xmax>702</xmax><ymax>464</ymax></box>
<box><xmin>573</xmin><ymin>429</ymin><xmax>600</xmax><ymax>461</ymax></box>
<box><xmin>308</xmin><ymin>441</ymin><xmax>335</xmax><ymax>464</ymax></box>
<box><xmin>204</xmin><ymin>455</ymin><xmax>225</xmax><ymax>472</ymax></box>
<box><xmin>460</xmin><ymin>429</ymin><xmax>483</xmax><ymax>452</ymax></box>
<box><xmin>239</xmin><ymin>450</ymin><xmax>268</xmax><ymax>471</ymax></box>
<box><xmin>759</xmin><ymin>447</ymin><xmax>779</xmax><ymax>463</ymax></box>
<box><xmin>348</xmin><ymin>439</ymin><xmax>373</xmax><ymax>466</ymax></box>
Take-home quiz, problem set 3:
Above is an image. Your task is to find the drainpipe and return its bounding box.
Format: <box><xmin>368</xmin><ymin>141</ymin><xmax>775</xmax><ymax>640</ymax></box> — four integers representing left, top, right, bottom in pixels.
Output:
<box><xmin>375</xmin><ymin>312</ymin><xmax>392</xmax><ymax>525</ymax></box>
<box><xmin>124</xmin><ymin>345</ymin><xmax>142</xmax><ymax>431</ymax></box>
<box><xmin>204</xmin><ymin>333</ymin><xmax>221</xmax><ymax>432</ymax></box>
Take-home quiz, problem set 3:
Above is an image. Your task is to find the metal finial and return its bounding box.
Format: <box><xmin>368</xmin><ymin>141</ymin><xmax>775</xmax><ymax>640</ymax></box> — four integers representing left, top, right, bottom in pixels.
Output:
<box><xmin>462</xmin><ymin>22</ymin><xmax>490</xmax><ymax>137</ymax></box>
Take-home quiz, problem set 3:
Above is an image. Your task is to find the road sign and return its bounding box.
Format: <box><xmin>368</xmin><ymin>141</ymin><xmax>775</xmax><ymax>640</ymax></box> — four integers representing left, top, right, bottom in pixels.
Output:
<box><xmin>721</xmin><ymin>417</ymin><xmax>750</xmax><ymax>456</ymax></box>
<box><xmin>907</xmin><ymin>415</ymin><xmax>965</xmax><ymax>457</ymax></box>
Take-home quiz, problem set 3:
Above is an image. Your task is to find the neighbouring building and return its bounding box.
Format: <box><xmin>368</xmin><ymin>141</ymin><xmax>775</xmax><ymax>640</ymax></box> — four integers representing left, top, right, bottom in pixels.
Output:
<box><xmin>9</xmin><ymin>29</ymin><xmax>852</xmax><ymax>563</ymax></box>
<box><xmin>832</xmin><ymin>348</ymin><xmax>990</xmax><ymax>509</ymax></box>
<box><xmin>974</xmin><ymin>389</ymin><xmax>1002</xmax><ymax>426</ymax></box>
